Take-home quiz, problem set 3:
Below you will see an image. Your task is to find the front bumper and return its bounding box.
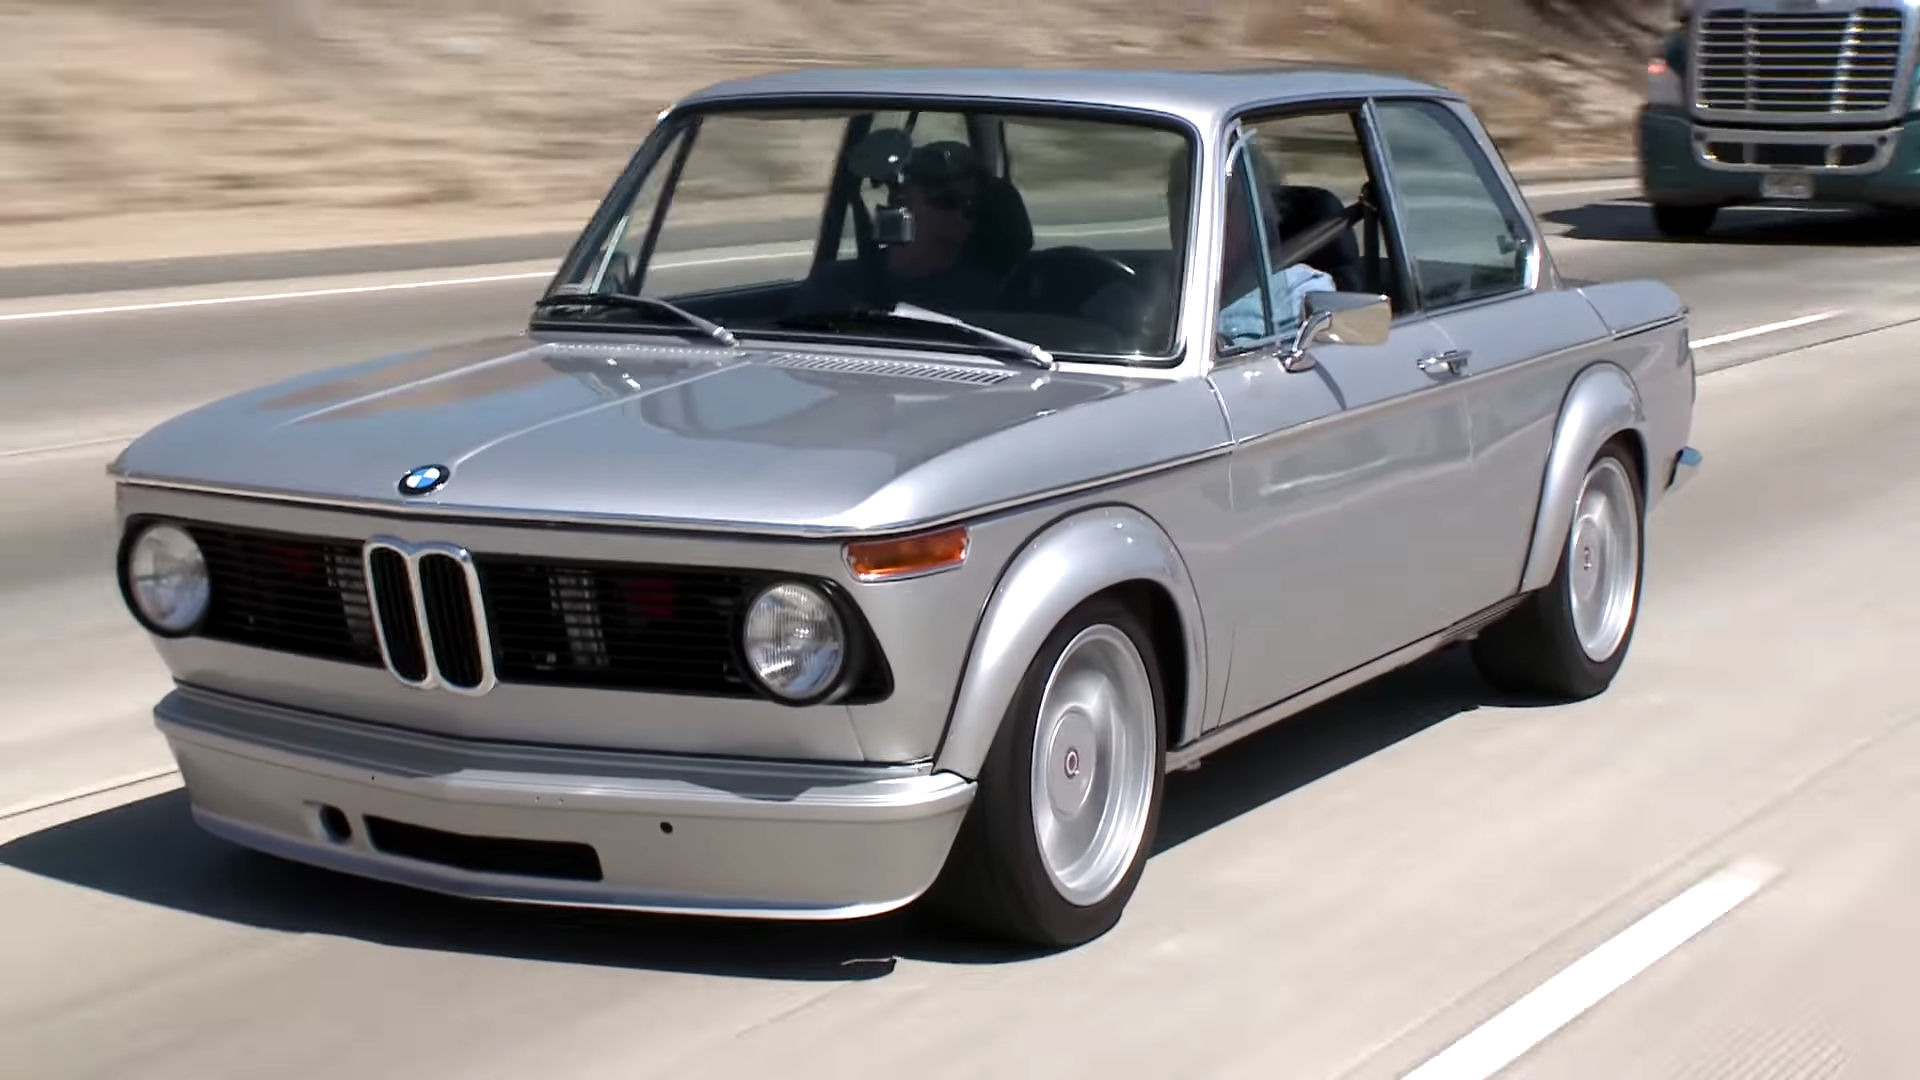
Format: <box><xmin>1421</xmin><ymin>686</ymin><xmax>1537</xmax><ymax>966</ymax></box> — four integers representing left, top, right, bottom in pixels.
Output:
<box><xmin>156</xmin><ymin>685</ymin><xmax>976</xmax><ymax>919</ymax></box>
<box><xmin>1638</xmin><ymin>106</ymin><xmax>1920</xmax><ymax>209</ymax></box>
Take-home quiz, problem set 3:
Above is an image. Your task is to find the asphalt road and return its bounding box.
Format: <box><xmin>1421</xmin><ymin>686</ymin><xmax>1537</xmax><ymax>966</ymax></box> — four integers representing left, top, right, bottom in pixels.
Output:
<box><xmin>3</xmin><ymin>180</ymin><xmax>1919</xmax><ymax>1078</ymax></box>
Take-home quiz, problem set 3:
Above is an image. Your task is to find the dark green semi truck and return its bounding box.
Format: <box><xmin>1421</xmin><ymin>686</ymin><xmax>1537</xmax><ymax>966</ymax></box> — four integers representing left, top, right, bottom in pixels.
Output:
<box><xmin>1639</xmin><ymin>0</ymin><xmax>1920</xmax><ymax>235</ymax></box>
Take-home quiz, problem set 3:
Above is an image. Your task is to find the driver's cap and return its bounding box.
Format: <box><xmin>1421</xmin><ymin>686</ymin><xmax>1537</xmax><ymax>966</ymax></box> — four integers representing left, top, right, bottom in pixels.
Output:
<box><xmin>903</xmin><ymin>140</ymin><xmax>984</xmax><ymax>187</ymax></box>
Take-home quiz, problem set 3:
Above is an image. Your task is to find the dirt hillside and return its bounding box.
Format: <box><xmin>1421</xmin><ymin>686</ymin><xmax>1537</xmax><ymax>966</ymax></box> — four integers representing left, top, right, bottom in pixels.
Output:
<box><xmin>0</xmin><ymin>0</ymin><xmax>1667</xmax><ymax>265</ymax></box>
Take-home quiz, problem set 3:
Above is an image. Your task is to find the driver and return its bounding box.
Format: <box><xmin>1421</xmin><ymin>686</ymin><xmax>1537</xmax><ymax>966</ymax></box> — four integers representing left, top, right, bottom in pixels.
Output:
<box><xmin>791</xmin><ymin>139</ymin><xmax>1003</xmax><ymax>314</ymax></box>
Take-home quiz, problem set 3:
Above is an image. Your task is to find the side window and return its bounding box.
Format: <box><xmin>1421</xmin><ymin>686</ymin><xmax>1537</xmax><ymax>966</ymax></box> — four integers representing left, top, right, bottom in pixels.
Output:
<box><xmin>1240</xmin><ymin>107</ymin><xmax>1405</xmax><ymax>312</ymax></box>
<box><xmin>1369</xmin><ymin>99</ymin><xmax>1529</xmax><ymax>309</ymax></box>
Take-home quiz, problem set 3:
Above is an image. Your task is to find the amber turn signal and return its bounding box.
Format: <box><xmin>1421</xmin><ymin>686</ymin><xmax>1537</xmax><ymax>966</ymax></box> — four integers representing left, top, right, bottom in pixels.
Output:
<box><xmin>844</xmin><ymin>526</ymin><xmax>969</xmax><ymax>582</ymax></box>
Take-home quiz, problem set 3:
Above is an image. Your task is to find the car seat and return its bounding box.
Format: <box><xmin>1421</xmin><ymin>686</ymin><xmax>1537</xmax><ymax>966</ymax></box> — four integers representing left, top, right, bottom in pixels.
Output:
<box><xmin>1270</xmin><ymin>184</ymin><xmax>1367</xmax><ymax>293</ymax></box>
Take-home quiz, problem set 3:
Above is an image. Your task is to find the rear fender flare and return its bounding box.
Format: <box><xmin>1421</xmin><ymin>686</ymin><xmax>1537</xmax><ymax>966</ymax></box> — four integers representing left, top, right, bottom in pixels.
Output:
<box><xmin>1519</xmin><ymin>361</ymin><xmax>1648</xmax><ymax>593</ymax></box>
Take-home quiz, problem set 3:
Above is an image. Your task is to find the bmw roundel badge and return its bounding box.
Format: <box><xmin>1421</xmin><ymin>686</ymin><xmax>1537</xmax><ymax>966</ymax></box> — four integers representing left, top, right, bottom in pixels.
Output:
<box><xmin>398</xmin><ymin>464</ymin><xmax>451</xmax><ymax>497</ymax></box>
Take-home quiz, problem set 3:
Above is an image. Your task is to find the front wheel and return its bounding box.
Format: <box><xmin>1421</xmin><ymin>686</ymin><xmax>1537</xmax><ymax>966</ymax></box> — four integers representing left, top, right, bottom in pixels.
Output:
<box><xmin>925</xmin><ymin>595</ymin><xmax>1167</xmax><ymax>948</ymax></box>
<box><xmin>1471</xmin><ymin>444</ymin><xmax>1645</xmax><ymax>700</ymax></box>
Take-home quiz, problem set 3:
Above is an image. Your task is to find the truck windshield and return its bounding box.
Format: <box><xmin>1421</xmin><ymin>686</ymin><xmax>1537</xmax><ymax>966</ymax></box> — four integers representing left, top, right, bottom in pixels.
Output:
<box><xmin>542</xmin><ymin>103</ymin><xmax>1197</xmax><ymax>365</ymax></box>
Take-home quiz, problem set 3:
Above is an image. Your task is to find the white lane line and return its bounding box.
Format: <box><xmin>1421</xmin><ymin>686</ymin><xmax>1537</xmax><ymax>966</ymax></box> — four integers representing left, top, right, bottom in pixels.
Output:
<box><xmin>1401</xmin><ymin>857</ymin><xmax>1782</xmax><ymax>1080</ymax></box>
<box><xmin>1519</xmin><ymin>178</ymin><xmax>1640</xmax><ymax>198</ymax></box>
<box><xmin>0</xmin><ymin>434</ymin><xmax>137</xmax><ymax>460</ymax></box>
<box><xmin>1692</xmin><ymin>310</ymin><xmax>1841</xmax><ymax>348</ymax></box>
<box><xmin>0</xmin><ymin>268</ymin><xmax>557</xmax><ymax>323</ymax></box>
<box><xmin>0</xmin><ymin>766</ymin><xmax>181</xmax><ymax>823</ymax></box>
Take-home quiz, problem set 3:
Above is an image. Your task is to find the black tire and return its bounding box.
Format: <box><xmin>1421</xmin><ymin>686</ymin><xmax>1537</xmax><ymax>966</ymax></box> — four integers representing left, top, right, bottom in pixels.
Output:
<box><xmin>1650</xmin><ymin>202</ymin><xmax>1718</xmax><ymax>238</ymax></box>
<box><xmin>1471</xmin><ymin>443</ymin><xmax>1646</xmax><ymax>701</ymax></box>
<box><xmin>923</xmin><ymin>595</ymin><xmax>1168</xmax><ymax>948</ymax></box>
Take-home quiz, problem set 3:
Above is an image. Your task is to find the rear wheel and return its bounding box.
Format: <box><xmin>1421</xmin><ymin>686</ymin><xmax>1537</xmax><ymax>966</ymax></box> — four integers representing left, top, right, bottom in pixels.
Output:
<box><xmin>926</xmin><ymin>595</ymin><xmax>1166</xmax><ymax>948</ymax></box>
<box><xmin>1650</xmin><ymin>202</ymin><xmax>1718</xmax><ymax>238</ymax></box>
<box><xmin>1471</xmin><ymin>444</ymin><xmax>1645</xmax><ymax>701</ymax></box>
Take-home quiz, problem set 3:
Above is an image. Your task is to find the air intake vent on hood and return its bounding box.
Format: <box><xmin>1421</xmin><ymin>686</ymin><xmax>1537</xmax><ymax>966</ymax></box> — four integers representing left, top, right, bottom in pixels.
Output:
<box><xmin>766</xmin><ymin>353</ymin><xmax>1015</xmax><ymax>385</ymax></box>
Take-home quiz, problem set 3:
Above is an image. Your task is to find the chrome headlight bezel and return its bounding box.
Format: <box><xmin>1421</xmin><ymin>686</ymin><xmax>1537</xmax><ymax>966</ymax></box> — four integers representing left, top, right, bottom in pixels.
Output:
<box><xmin>738</xmin><ymin>579</ymin><xmax>860</xmax><ymax>707</ymax></box>
<box><xmin>118</xmin><ymin>520</ymin><xmax>211</xmax><ymax>638</ymax></box>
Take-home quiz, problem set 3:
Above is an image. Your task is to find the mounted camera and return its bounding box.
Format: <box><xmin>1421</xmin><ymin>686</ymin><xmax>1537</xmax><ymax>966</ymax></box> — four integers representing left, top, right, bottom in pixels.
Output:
<box><xmin>846</xmin><ymin>127</ymin><xmax>917</xmax><ymax>246</ymax></box>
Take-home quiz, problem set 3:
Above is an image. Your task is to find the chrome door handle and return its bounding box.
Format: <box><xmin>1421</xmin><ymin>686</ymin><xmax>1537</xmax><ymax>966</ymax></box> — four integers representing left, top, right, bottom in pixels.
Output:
<box><xmin>1418</xmin><ymin>349</ymin><xmax>1470</xmax><ymax>376</ymax></box>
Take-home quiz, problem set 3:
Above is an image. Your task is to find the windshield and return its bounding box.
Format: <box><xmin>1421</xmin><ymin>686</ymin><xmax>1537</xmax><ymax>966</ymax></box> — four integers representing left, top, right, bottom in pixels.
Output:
<box><xmin>544</xmin><ymin>103</ymin><xmax>1197</xmax><ymax>364</ymax></box>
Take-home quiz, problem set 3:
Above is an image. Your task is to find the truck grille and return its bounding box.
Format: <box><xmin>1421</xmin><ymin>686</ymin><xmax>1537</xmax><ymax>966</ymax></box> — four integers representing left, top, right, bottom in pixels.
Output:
<box><xmin>158</xmin><ymin>521</ymin><xmax>890</xmax><ymax>702</ymax></box>
<box><xmin>1693</xmin><ymin>7</ymin><xmax>1908</xmax><ymax>115</ymax></box>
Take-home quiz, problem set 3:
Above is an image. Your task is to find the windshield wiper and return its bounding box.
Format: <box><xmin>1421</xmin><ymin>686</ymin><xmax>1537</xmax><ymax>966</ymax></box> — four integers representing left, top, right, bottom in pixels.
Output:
<box><xmin>776</xmin><ymin>302</ymin><xmax>1055</xmax><ymax>370</ymax></box>
<box><xmin>533</xmin><ymin>290</ymin><xmax>738</xmax><ymax>347</ymax></box>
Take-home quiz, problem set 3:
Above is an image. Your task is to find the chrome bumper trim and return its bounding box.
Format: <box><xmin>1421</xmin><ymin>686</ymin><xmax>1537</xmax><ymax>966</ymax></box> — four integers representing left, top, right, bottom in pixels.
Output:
<box><xmin>1692</xmin><ymin>125</ymin><xmax>1902</xmax><ymax>175</ymax></box>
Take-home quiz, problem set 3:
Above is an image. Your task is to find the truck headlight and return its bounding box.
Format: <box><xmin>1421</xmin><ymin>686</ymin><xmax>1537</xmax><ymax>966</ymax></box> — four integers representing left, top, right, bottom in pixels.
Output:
<box><xmin>1647</xmin><ymin>58</ymin><xmax>1684</xmax><ymax>108</ymax></box>
<box><xmin>742</xmin><ymin>582</ymin><xmax>846</xmax><ymax>701</ymax></box>
<box><xmin>123</xmin><ymin>523</ymin><xmax>210</xmax><ymax>635</ymax></box>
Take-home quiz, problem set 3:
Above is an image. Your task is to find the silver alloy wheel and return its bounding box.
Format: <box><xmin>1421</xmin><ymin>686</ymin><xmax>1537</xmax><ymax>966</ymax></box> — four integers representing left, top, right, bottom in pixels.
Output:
<box><xmin>1566</xmin><ymin>456</ymin><xmax>1641</xmax><ymax>662</ymax></box>
<box><xmin>1028</xmin><ymin>623</ymin><xmax>1158</xmax><ymax>908</ymax></box>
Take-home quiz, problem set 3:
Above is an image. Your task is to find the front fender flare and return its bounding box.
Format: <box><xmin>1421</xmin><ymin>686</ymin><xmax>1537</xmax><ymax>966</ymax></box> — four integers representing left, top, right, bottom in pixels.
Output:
<box><xmin>932</xmin><ymin>504</ymin><xmax>1207</xmax><ymax>781</ymax></box>
<box><xmin>1518</xmin><ymin>361</ymin><xmax>1648</xmax><ymax>593</ymax></box>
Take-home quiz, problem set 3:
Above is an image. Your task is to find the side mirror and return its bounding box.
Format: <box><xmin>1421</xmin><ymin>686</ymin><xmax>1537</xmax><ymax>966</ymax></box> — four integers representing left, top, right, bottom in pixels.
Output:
<box><xmin>1280</xmin><ymin>290</ymin><xmax>1393</xmax><ymax>371</ymax></box>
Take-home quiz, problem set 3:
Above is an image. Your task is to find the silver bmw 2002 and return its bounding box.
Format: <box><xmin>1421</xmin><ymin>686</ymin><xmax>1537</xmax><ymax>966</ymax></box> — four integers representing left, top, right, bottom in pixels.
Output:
<box><xmin>109</xmin><ymin>65</ymin><xmax>1701</xmax><ymax>947</ymax></box>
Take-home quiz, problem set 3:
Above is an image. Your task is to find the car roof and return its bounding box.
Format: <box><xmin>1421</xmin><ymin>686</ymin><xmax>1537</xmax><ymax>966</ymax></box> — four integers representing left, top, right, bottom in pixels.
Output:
<box><xmin>674</xmin><ymin>64</ymin><xmax>1461</xmax><ymax>130</ymax></box>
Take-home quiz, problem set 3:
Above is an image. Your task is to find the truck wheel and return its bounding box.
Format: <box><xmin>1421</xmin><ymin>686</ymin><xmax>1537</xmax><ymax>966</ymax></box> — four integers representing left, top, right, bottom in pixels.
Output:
<box><xmin>925</xmin><ymin>595</ymin><xmax>1167</xmax><ymax>948</ymax></box>
<box><xmin>1471</xmin><ymin>444</ymin><xmax>1645</xmax><ymax>701</ymax></box>
<box><xmin>1650</xmin><ymin>203</ymin><xmax>1717</xmax><ymax>238</ymax></box>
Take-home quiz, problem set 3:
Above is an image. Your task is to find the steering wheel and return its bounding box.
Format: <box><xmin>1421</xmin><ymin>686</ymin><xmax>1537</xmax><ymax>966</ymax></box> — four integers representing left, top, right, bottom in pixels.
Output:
<box><xmin>999</xmin><ymin>246</ymin><xmax>1140</xmax><ymax>316</ymax></box>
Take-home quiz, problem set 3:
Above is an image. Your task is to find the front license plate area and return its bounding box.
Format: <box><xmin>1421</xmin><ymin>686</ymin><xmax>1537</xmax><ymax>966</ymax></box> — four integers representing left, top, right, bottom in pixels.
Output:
<box><xmin>1760</xmin><ymin>169</ymin><xmax>1815</xmax><ymax>200</ymax></box>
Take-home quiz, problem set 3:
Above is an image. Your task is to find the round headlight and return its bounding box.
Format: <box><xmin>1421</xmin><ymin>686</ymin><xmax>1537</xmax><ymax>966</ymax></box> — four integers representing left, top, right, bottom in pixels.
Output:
<box><xmin>125</xmin><ymin>524</ymin><xmax>210</xmax><ymax>635</ymax></box>
<box><xmin>742</xmin><ymin>583</ymin><xmax>847</xmax><ymax>701</ymax></box>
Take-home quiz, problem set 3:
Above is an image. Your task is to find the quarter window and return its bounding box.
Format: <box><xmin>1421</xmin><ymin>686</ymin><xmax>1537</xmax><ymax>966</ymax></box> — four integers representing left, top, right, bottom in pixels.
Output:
<box><xmin>1370</xmin><ymin>99</ymin><xmax>1529</xmax><ymax>309</ymax></box>
<box><xmin>1212</xmin><ymin>141</ymin><xmax>1279</xmax><ymax>348</ymax></box>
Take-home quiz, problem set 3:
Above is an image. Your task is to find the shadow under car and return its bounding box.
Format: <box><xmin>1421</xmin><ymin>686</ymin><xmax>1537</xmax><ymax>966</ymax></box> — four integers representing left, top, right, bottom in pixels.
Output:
<box><xmin>1541</xmin><ymin>198</ymin><xmax>1916</xmax><ymax>246</ymax></box>
<box><xmin>0</xmin><ymin>645</ymin><xmax>1547</xmax><ymax>975</ymax></box>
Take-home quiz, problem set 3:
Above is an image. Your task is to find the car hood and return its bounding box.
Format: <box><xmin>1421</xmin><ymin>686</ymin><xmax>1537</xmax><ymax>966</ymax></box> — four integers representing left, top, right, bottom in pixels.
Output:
<box><xmin>111</xmin><ymin>333</ymin><xmax>1226</xmax><ymax>533</ymax></box>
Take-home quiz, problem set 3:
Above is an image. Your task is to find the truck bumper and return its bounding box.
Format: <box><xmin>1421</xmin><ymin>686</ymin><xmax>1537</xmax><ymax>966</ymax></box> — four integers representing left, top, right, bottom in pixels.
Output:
<box><xmin>155</xmin><ymin>684</ymin><xmax>976</xmax><ymax>920</ymax></box>
<box><xmin>1638</xmin><ymin>106</ymin><xmax>1920</xmax><ymax>209</ymax></box>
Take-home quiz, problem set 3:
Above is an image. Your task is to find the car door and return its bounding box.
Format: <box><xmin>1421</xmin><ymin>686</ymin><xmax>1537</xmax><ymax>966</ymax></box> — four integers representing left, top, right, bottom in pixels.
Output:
<box><xmin>1205</xmin><ymin>106</ymin><xmax>1486</xmax><ymax>727</ymax></box>
<box><xmin>1365</xmin><ymin>97</ymin><xmax>1617</xmax><ymax>605</ymax></box>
